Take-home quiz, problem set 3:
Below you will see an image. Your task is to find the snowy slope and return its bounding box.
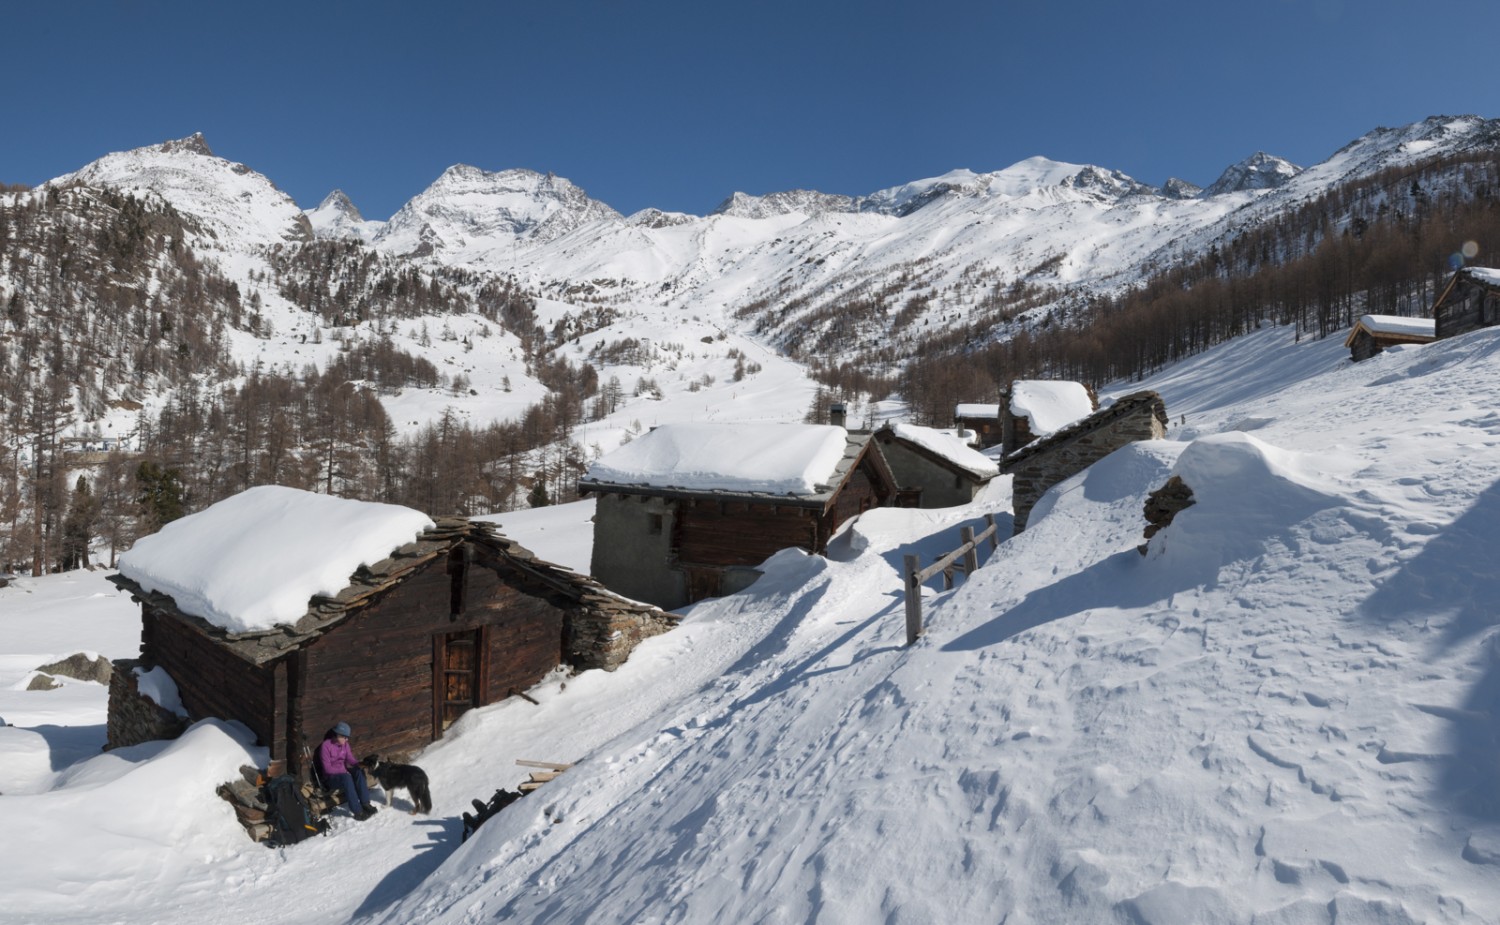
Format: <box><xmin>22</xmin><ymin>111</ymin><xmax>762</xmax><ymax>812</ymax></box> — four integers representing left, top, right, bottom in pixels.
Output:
<box><xmin>4</xmin><ymin>321</ymin><xmax>1500</xmax><ymax>923</ymax></box>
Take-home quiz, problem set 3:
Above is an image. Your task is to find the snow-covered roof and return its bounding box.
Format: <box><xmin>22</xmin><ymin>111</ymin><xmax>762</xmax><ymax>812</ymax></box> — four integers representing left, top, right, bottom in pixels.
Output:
<box><xmin>1464</xmin><ymin>266</ymin><xmax>1500</xmax><ymax>287</ymax></box>
<box><xmin>954</xmin><ymin>403</ymin><xmax>1001</xmax><ymax>420</ymax></box>
<box><xmin>582</xmin><ymin>423</ymin><xmax>852</xmax><ymax>496</ymax></box>
<box><xmin>1010</xmin><ymin>381</ymin><xmax>1095</xmax><ymax>436</ymax></box>
<box><xmin>116</xmin><ymin>486</ymin><xmax>435</xmax><ymax>634</ymax></box>
<box><xmin>1348</xmin><ymin>314</ymin><xmax>1435</xmax><ymax>342</ymax></box>
<box><xmin>888</xmin><ymin>423</ymin><xmax>1000</xmax><ymax>479</ymax></box>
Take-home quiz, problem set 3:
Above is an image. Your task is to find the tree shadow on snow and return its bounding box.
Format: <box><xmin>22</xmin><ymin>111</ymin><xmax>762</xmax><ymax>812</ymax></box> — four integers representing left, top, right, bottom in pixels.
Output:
<box><xmin>1357</xmin><ymin>478</ymin><xmax>1500</xmax><ymax>821</ymax></box>
<box><xmin>349</xmin><ymin>817</ymin><xmax>461</xmax><ymax>919</ymax></box>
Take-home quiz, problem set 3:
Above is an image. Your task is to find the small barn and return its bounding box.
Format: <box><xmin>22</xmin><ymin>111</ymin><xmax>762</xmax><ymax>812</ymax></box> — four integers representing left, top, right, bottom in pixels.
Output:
<box><xmin>579</xmin><ymin>423</ymin><xmax>898</xmax><ymax>609</ymax></box>
<box><xmin>1001</xmin><ymin>380</ymin><xmax>1099</xmax><ymax>456</ymax></box>
<box><xmin>872</xmin><ymin>423</ymin><xmax>999</xmax><ymax>508</ymax></box>
<box><xmin>954</xmin><ymin>403</ymin><xmax>1002</xmax><ymax>448</ymax></box>
<box><xmin>1343</xmin><ymin>314</ymin><xmax>1435</xmax><ymax>361</ymax></box>
<box><xmin>1433</xmin><ymin>266</ymin><xmax>1500</xmax><ymax>340</ymax></box>
<box><xmin>107</xmin><ymin>486</ymin><xmax>671</xmax><ymax>777</ymax></box>
<box><xmin>1003</xmin><ymin>390</ymin><xmax>1169</xmax><ymax>533</ymax></box>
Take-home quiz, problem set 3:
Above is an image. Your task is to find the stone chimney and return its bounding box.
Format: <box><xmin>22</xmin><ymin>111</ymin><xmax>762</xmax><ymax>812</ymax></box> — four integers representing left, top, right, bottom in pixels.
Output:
<box><xmin>829</xmin><ymin>402</ymin><xmax>847</xmax><ymax>429</ymax></box>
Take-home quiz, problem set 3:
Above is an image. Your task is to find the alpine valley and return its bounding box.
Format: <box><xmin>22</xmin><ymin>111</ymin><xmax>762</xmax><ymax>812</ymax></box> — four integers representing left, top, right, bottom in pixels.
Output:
<box><xmin>3</xmin><ymin>114</ymin><xmax>1500</xmax><ymax>568</ymax></box>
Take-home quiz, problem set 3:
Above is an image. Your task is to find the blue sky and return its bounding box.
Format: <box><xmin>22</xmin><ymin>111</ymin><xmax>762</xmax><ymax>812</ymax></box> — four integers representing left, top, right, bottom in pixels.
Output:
<box><xmin>5</xmin><ymin>0</ymin><xmax>1498</xmax><ymax>219</ymax></box>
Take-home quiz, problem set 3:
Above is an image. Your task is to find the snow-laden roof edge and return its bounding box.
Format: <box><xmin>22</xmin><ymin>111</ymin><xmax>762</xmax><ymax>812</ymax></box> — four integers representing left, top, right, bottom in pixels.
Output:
<box><xmin>885</xmin><ymin>423</ymin><xmax>1000</xmax><ymax>479</ymax></box>
<box><xmin>581</xmin><ymin>424</ymin><xmax>854</xmax><ymax>498</ymax></box>
<box><xmin>117</xmin><ymin>486</ymin><xmax>436</xmax><ymax>633</ymax></box>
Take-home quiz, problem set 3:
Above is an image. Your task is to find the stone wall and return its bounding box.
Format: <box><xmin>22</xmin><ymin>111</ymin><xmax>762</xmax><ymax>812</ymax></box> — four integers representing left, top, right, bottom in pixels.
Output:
<box><xmin>1004</xmin><ymin>391</ymin><xmax>1168</xmax><ymax>533</ymax></box>
<box><xmin>105</xmin><ymin>658</ymin><xmax>188</xmax><ymax>750</ymax></box>
<box><xmin>566</xmin><ymin>597</ymin><xmax>679</xmax><ymax>672</ymax></box>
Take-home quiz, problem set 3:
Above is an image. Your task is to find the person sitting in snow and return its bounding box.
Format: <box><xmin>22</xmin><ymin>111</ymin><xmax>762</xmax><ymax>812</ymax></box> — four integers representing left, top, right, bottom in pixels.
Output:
<box><xmin>317</xmin><ymin>721</ymin><xmax>376</xmax><ymax>821</ymax></box>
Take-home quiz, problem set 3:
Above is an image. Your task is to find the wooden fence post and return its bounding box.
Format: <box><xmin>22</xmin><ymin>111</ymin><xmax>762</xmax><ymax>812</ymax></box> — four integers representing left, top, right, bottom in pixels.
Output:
<box><xmin>961</xmin><ymin>525</ymin><xmax>979</xmax><ymax>575</ymax></box>
<box><xmin>903</xmin><ymin>553</ymin><xmax>923</xmax><ymax>645</ymax></box>
<box><xmin>985</xmin><ymin>514</ymin><xmax>999</xmax><ymax>552</ymax></box>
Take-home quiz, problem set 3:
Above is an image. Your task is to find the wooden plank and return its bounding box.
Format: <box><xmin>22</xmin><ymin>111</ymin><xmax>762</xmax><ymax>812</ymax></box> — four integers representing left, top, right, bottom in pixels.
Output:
<box><xmin>516</xmin><ymin>759</ymin><xmax>575</xmax><ymax>770</ymax></box>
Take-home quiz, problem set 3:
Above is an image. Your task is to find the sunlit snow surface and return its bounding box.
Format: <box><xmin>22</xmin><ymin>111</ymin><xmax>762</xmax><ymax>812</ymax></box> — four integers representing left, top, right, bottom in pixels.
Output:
<box><xmin>5</xmin><ymin>325</ymin><xmax>1500</xmax><ymax>924</ymax></box>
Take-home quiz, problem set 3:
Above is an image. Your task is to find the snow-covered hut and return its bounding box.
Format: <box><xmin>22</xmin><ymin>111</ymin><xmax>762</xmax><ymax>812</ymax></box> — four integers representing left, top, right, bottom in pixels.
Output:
<box><xmin>1003</xmin><ymin>390</ymin><xmax>1169</xmax><ymax>533</ymax></box>
<box><xmin>579</xmin><ymin>423</ymin><xmax>898</xmax><ymax>609</ymax></box>
<box><xmin>953</xmin><ymin>403</ymin><xmax>1002</xmax><ymax>448</ymax></box>
<box><xmin>872</xmin><ymin>423</ymin><xmax>999</xmax><ymax>508</ymax></box>
<box><xmin>1343</xmin><ymin>314</ymin><xmax>1435</xmax><ymax>362</ymax></box>
<box><xmin>1432</xmin><ymin>266</ymin><xmax>1500</xmax><ymax>340</ymax></box>
<box><xmin>1001</xmin><ymin>380</ymin><xmax>1099</xmax><ymax>456</ymax></box>
<box><xmin>107</xmin><ymin>486</ymin><xmax>671</xmax><ymax>776</ymax></box>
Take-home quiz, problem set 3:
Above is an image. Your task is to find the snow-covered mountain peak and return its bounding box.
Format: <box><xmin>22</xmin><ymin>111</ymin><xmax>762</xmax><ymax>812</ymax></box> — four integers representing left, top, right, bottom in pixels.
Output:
<box><xmin>375</xmin><ymin>164</ymin><xmax>624</xmax><ymax>259</ymax></box>
<box><xmin>1203</xmin><ymin>151</ymin><xmax>1302</xmax><ymax>196</ymax></box>
<box><xmin>710</xmin><ymin>189</ymin><xmax>857</xmax><ymax>219</ymax></box>
<box><xmin>1160</xmin><ymin>176</ymin><xmax>1204</xmax><ymax>199</ymax></box>
<box><xmin>306</xmin><ymin>189</ymin><xmax>384</xmax><ymax>242</ymax></box>
<box><xmin>156</xmin><ymin>132</ymin><xmax>215</xmax><ymax>157</ymax></box>
<box><xmin>46</xmin><ymin>134</ymin><xmax>311</xmax><ymax>248</ymax></box>
<box><xmin>315</xmin><ymin>189</ymin><xmax>362</xmax><ymax>220</ymax></box>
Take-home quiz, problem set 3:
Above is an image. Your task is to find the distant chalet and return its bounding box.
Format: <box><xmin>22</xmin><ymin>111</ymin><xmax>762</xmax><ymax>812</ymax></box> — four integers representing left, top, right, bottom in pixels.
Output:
<box><xmin>1433</xmin><ymin>266</ymin><xmax>1500</xmax><ymax>340</ymax></box>
<box><xmin>107</xmin><ymin>487</ymin><xmax>671</xmax><ymax>777</ymax></box>
<box><xmin>579</xmin><ymin>423</ymin><xmax>898</xmax><ymax>609</ymax></box>
<box><xmin>953</xmin><ymin>403</ymin><xmax>1002</xmax><ymax>449</ymax></box>
<box><xmin>1344</xmin><ymin>314</ymin><xmax>1435</xmax><ymax>362</ymax></box>
<box><xmin>873</xmin><ymin>422</ymin><xmax>999</xmax><ymax>508</ymax></box>
<box><xmin>1003</xmin><ymin>390</ymin><xmax>1169</xmax><ymax>533</ymax></box>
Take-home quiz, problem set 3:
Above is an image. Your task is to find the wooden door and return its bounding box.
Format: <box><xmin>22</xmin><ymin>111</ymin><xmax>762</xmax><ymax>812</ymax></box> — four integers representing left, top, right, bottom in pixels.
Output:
<box><xmin>435</xmin><ymin>629</ymin><xmax>483</xmax><ymax>734</ymax></box>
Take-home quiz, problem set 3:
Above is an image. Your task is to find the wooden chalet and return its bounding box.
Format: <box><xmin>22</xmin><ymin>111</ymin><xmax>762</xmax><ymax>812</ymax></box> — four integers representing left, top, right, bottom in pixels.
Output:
<box><xmin>872</xmin><ymin>423</ymin><xmax>999</xmax><ymax>509</ymax></box>
<box><xmin>1432</xmin><ymin>266</ymin><xmax>1500</xmax><ymax>340</ymax></box>
<box><xmin>1343</xmin><ymin>314</ymin><xmax>1435</xmax><ymax>362</ymax></box>
<box><xmin>579</xmin><ymin>424</ymin><xmax>898</xmax><ymax>609</ymax></box>
<box><xmin>108</xmin><ymin>509</ymin><xmax>672</xmax><ymax>778</ymax></box>
<box><xmin>953</xmin><ymin>403</ymin><xmax>1002</xmax><ymax>449</ymax></box>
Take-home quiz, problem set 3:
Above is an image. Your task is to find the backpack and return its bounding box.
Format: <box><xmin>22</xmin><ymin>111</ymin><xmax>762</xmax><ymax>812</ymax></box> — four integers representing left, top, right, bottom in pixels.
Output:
<box><xmin>264</xmin><ymin>775</ymin><xmax>328</xmax><ymax>845</ymax></box>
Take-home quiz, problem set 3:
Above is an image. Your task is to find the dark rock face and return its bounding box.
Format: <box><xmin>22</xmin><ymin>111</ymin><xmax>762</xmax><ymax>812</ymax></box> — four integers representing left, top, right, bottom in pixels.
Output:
<box><xmin>1139</xmin><ymin>474</ymin><xmax>1196</xmax><ymax>553</ymax></box>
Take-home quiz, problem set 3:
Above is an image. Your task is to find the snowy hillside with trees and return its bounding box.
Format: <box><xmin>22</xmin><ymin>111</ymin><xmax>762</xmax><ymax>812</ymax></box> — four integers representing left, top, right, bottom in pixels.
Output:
<box><xmin>3</xmin><ymin>320</ymin><xmax>1499</xmax><ymax>924</ymax></box>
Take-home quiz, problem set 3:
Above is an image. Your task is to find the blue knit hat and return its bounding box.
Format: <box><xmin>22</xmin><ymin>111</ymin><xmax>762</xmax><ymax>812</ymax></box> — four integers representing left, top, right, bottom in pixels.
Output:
<box><xmin>333</xmin><ymin>721</ymin><xmax>351</xmax><ymax>737</ymax></box>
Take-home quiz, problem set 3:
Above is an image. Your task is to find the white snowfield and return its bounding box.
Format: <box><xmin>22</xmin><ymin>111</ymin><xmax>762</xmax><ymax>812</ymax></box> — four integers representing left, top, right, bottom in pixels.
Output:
<box><xmin>3</xmin><ymin>324</ymin><xmax>1500</xmax><ymax>924</ymax></box>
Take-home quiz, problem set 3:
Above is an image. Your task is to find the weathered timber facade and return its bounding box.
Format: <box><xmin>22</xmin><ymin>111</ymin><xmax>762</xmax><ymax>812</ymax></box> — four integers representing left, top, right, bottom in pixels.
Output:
<box><xmin>582</xmin><ymin>434</ymin><xmax>897</xmax><ymax>610</ymax></box>
<box><xmin>1433</xmin><ymin>267</ymin><xmax>1500</xmax><ymax>340</ymax></box>
<box><xmin>953</xmin><ymin>405</ymin><xmax>1002</xmax><ymax>449</ymax></box>
<box><xmin>1003</xmin><ymin>390</ymin><xmax>1169</xmax><ymax>533</ymax></box>
<box><xmin>1343</xmin><ymin>315</ymin><xmax>1435</xmax><ymax>362</ymax></box>
<box><xmin>109</xmin><ymin>518</ymin><xmax>673</xmax><ymax>775</ymax></box>
<box><xmin>872</xmin><ymin>426</ymin><xmax>996</xmax><ymax>509</ymax></box>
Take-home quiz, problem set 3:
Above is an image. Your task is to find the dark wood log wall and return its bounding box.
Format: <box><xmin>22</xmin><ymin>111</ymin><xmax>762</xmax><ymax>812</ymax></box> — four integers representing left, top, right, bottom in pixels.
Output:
<box><xmin>143</xmin><ymin>608</ymin><xmax>276</xmax><ymax>751</ymax></box>
<box><xmin>1438</xmin><ymin>280</ymin><xmax>1500</xmax><ymax>339</ymax></box>
<box><xmin>675</xmin><ymin>500</ymin><xmax>818</xmax><ymax>566</ymax></box>
<box><xmin>827</xmin><ymin>461</ymin><xmax>888</xmax><ymax>534</ymax></box>
<box><xmin>294</xmin><ymin>548</ymin><xmax>569</xmax><ymax>767</ymax></box>
<box><xmin>1349</xmin><ymin>329</ymin><xmax>1379</xmax><ymax>362</ymax></box>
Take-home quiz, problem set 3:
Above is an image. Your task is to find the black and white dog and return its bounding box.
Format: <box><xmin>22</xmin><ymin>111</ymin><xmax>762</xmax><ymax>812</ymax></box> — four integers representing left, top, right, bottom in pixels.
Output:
<box><xmin>361</xmin><ymin>754</ymin><xmax>433</xmax><ymax>814</ymax></box>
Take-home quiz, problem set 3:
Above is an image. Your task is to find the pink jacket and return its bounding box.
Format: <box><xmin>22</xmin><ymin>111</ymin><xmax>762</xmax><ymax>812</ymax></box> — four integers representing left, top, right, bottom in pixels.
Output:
<box><xmin>317</xmin><ymin>737</ymin><xmax>359</xmax><ymax>777</ymax></box>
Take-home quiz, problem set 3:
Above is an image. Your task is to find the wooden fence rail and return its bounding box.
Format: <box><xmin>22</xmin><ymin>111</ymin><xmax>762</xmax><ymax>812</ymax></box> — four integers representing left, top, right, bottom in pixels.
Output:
<box><xmin>903</xmin><ymin>513</ymin><xmax>1001</xmax><ymax>645</ymax></box>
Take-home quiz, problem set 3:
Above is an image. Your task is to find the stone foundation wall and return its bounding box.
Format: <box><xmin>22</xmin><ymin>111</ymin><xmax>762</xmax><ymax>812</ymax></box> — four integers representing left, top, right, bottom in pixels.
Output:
<box><xmin>105</xmin><ymin>658</ymin><xmax>189</xmax><ymax>750</ymax></box>
<box><xmin>567</xmin><ymin>599</ymin><xmax>679</xmax><ymax>672</ymax></box>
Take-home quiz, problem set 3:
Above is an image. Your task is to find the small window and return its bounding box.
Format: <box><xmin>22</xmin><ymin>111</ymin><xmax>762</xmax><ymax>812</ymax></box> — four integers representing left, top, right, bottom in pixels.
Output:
<box><xmin>648</xmin><ymin>513</ymin><xmax>664</xmax><ymax>535</ymax></box>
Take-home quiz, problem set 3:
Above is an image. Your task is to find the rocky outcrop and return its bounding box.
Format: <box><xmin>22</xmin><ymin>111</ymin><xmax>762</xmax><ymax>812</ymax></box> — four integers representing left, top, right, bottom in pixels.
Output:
<box><xmin>1139</xmin><ymin>475</ymin><xmax>1196</xmax><ymax>553</ymax></box>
